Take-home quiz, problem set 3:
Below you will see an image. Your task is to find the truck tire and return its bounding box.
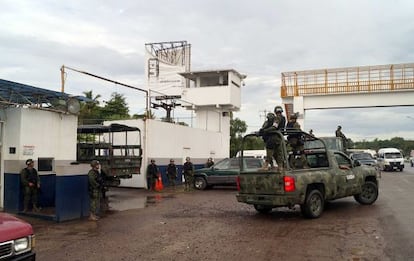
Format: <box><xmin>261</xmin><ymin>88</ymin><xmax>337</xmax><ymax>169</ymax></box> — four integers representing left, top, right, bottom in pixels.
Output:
<box><xmin>300</xmin><ymin>189</ymin><xmax>324</xmax><ymax>219</ymax></box>
<box><xmin>194</xmin><ymin>177</ymin><xmax>207</xmax><ymax>190</ymax></box>
<box><xmin>354</xmin><ymin>181</ymin><xmax>378</xmax><ymax>205</ymax></box>
<box><xmin>254</xmin><ymin>204</ymin><xmax>272</xmax><ymax>214</ymax></box>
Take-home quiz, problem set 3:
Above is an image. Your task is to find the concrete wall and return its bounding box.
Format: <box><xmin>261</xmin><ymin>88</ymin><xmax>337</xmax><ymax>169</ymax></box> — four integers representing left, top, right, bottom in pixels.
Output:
<box><xmin>109</xmin><ymin>119</ymin><xmax>229</xmax><ymax>188</ymax></box>
<box><xmin>1</xmin><ymin>108</ymin><xmax>90</xmax><ymax>221</ymax></box>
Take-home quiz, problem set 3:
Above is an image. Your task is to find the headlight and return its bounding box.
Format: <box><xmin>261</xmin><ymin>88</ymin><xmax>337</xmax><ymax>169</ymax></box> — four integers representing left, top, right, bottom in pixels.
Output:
<box><xmin>14</xmin><ymin>236</ymin><xmax>32</xmax><ymax>253</ymax></box>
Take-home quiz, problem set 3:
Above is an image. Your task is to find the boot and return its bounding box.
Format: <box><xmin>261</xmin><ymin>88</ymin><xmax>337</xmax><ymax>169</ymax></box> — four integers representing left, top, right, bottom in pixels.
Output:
<box><xmin>260</xmin><ymin>161</ymin><xmax>269</xmax><ymax>171</ymax></box>
<box><xmin>33</xmin><ymin>206</ymin><xmax>41</xmax><ymax>212</ymax></box>
<box><xmin>89</xmin><ymin>213</ymin><xmax>99</xmax><ymax>221</ymax></box>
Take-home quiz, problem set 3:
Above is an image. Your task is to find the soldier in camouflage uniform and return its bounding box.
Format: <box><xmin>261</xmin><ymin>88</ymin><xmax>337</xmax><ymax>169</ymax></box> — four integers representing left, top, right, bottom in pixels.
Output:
<box><xmin>166</xmin><ymin>159</ymin><xmax>177</xmax><ymax>189</ymax></box>
<box><xmin>335</xmin><ymin>125</ymin><xmax>348</xmax><ymax>152</ymax></box>
<box><xmin>88</xmin><ymin>160</ymin><xmax>102</xmax><ymax>221</ymax></box>
<box><xmin>273</xmin><ymin>106</ymin><xmax>286</xmax><ymax>170</ymax></box>
<box><xmin>286</xmin><ymin>114</ymin><xmax>308</xmax><ymax>169</ymax></box>
<box><xmin>20</xmin><ymin>159</ymin><xmax>41</xmax><ymax>212</ymax></box>
<box><xmin>182</xmin><ymin>157</ymin><xmax>194</xmax><ymax>191</ymax></box>
<box><xmin>146</xmin><ymin>159</ymin><xmax>159</xmax><ymax>190</ymax></box>
<box><xmin>259</xmin><ymin>112</ymin><xmax>277</xmax><ymax>170</ymax></box>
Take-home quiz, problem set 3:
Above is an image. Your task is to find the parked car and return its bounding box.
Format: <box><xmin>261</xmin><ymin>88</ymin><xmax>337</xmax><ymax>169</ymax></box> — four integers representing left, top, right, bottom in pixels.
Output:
<box><xmin>194</xmin><ymin>157</ymin><xmax>263</xmax><ymax>190</ymax></box>
<box><xmin>0</xmin><ymin>212</ymin><xmax>36</xmax><ymax>260</ymax></box>
<box><xmin>350</xmin><ymin>152</ymin><xmax>377</xmax><ymax>166</ymax></box>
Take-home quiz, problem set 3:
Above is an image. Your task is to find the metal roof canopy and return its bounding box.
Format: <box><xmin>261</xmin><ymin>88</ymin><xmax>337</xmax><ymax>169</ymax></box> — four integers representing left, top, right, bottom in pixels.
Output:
<box><xmin>77</xmin><ymin>123</ymin><xmax>141</xmax><ymax>134</ymax></box>
<box><xmin>0</xmin><ymin>78</ymin><xmax>88</xmax><ymax>107</ymax></box>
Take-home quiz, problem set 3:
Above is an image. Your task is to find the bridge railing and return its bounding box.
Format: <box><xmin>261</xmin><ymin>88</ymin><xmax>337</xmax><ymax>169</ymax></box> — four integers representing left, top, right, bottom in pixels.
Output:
<box><xmin>281</xmin><ymin>63</ymin><xmax>414</xmax><ymax>97</ymax></box>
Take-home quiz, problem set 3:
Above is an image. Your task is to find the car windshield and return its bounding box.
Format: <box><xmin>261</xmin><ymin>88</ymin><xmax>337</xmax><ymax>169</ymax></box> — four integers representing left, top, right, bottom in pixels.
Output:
<box><xmin>352</xmin><ymin>153</ymin><xmax>373</xmax><ymax>160</ymax></box>
<box><xmin>385</xmin><ymin>152</ymin><xmax>402</xmax><ymax>159</ymax></box>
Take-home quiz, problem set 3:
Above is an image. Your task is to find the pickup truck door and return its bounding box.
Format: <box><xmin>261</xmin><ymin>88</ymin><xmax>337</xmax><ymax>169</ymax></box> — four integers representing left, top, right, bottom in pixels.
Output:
<box><xmin>333</xmin><ymin>152</ymin><xmax>358</xmax><ymax>197</ymax></box>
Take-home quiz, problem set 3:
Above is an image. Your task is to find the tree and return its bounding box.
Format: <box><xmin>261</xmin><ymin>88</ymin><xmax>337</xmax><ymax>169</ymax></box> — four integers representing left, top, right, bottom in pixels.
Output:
<box><xmin>353</xmin><ymin>137</ymin><xmax>414</xmax><ymax>157</ymax></box>
<box><xmin>230</xmin><ymin>117</ymin><xmax>247</xmax><ymax>157</ymax></box>
<box><xmin>100</xmin><ymin>92</ymin><xmax>130</xmax><ymax>120</ymax></box>
<box><xmin>78</xmin><ymin>90</ymin><xmax>102</xmax><ymax>124</ymax></box>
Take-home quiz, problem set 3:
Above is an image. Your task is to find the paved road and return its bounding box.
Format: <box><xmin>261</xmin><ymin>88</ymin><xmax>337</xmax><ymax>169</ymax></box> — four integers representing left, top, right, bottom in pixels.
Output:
<box><xmin>23</xmin><ymin>165</ymin><xmax>414</xmax><ymax>261</ymax></box>
<box><xmin>377</xmin><ymin>166</ymin><xmax>414</xmax><ymax>260</ymax></box>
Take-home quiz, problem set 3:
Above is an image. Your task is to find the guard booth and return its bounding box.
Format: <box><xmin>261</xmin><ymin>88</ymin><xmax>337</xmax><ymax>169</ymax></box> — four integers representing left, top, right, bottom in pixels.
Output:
<box><xmin>0</xmin><ymin>79</ymin><xmax>90</xmax><ymax>221</ymax></box>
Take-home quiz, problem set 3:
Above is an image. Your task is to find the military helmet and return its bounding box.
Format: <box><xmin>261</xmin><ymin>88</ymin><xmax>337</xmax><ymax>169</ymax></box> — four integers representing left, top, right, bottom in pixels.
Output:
<box><xmin>266</xmin><ymin>112</ymin><xmax>276</xmax><ymax>120</ymax></box>
<box><xmin>274</xmin><ymin>105</ymin><xmax>283</xmax><ymax>113</ymax></box>
<box><xmin>90</xmin><ymin>160</ymin><xmax>100</xmax><ymax>167</ymax></box>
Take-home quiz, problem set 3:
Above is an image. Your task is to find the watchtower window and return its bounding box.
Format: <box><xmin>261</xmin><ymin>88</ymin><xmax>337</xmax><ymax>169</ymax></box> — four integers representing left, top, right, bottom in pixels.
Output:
<box><xmin>199</xmin><ymin>73</ymin><xmax>228</xmax><ymax>87</ymax></box>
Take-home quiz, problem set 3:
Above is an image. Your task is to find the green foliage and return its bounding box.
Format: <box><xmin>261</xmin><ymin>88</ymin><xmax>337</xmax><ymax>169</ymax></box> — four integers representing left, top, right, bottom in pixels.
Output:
<box><xmin>79</xmin><ymin>91</ymin><xmax>131</xmax><ymax>124</ymax></box>
<box><xmin>230</xmin><ymin>117</ymin><xmax>246</xmax><ymax>157</ymax></box>
<box><xmin>230</xmin><ymin>117</ymin><xmax>265</xmax><ymax>157</ymax></box>
<box><xmin>100</xmin><ymin>92</ymin><xmax>130</xmax><ymax>120</ymax></box>
<box><xmin>353</xmin><ymin>137</ymin><xmax>414</xmax><ymax>157</ymax></box>
<box><xmin>79</xmin><ymin>90</ymin><xmax>103</xmax><ymax>124</ymax></box>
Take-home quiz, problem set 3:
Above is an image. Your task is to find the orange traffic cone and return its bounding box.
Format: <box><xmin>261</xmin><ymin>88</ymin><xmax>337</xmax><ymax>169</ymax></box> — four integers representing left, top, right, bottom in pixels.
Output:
<box><xmin>155</xmin><ymin>177</ymin><xmax>163</xmax><ymax>191</ymax></box>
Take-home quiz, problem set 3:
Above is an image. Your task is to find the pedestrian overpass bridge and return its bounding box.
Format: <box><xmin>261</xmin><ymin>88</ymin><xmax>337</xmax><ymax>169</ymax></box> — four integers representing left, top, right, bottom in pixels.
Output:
<box><xmin>280</xmin><ymin>63</ymin><xmax>414</xmax><ymax>127</ymax></box>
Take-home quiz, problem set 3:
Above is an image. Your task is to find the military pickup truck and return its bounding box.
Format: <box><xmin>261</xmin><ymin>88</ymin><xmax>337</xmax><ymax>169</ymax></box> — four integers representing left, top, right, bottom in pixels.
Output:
<box><xmin>236</xmin><ymin>130</ymin><xmax>379</xmax><ymax>219</ymax></box>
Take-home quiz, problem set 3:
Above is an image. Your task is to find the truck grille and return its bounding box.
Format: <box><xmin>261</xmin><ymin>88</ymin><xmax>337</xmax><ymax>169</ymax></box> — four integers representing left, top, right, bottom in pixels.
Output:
<box><xmin>390</xmin><ymin>162</ymin><xmax>401</xmax><ymax>167</ymax></box>
<box><xmin>0</xmin><ymin>241</ymin><xmax>12</xmax><ymax>259</ymax></box>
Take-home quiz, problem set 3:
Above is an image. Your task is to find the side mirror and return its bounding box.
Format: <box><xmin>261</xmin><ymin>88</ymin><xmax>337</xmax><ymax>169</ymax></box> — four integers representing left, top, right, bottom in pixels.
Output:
<box><xmin>353</xmin><ymin>160</ymin><xmax>361</xmax><ymax>167</ymax></box>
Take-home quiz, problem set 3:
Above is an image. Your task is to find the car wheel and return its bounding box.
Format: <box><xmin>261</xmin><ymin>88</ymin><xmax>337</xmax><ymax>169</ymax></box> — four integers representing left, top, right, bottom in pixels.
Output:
<box><xmin>300</xmin><ymin>189</ymin><xmax>324</xmax><ymax>219</ymax></box>
<box><xmin>254</xmin><ymin>204</ymin><xmax>272</xmax><ymax>214</ymax></box>
<box><xmin>354</xmin><ymin>181</ymin><xmax>378</xmax><ymax>205</ymax></box>
<box><xmin>194</xmin><ymin>177</ymin><xmax>207</xmax><ymax>190</ymax></box>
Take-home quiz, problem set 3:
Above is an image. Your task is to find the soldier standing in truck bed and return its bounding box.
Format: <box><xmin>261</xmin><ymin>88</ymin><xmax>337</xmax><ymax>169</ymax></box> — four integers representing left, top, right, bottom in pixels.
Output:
<box><xmin>286</xmin><ymin>114</ymin><xmax>308</xmax><ymax>169</ymax></box>
<box><xmin>335</xmin><ymin>125</ymin><xmax>348</xmax><ymax>152</ymax></box>
<box><xmin>273</xmin><ymin>105</ymin><xmax>286</xmax><ymax>170</ymax></box>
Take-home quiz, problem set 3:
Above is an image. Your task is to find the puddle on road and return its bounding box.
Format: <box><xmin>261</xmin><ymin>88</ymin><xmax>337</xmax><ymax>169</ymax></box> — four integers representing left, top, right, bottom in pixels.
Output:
<box><xmin>107</xmin><ymin>193</ymin><xmax>175</xmax><ymax>211</ymax></box>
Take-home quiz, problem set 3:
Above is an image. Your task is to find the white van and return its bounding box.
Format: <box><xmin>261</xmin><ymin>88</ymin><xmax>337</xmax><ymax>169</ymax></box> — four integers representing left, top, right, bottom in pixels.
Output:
<box><xmin>377</xmin><ymin>148</ymin><xmax>404</xmax><ymax>171</ymax></box>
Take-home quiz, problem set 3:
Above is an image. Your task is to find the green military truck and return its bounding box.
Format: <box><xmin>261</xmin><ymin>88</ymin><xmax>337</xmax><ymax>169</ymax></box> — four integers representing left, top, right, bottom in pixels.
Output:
<box><xmin>236</xmin><ymin>130</ymin><xmax>379</xmax><ymax>218</ymax></box>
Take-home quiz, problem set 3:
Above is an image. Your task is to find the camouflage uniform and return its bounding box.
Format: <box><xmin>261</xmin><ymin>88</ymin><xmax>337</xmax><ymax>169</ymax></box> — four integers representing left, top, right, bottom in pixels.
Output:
<box><xmin>272</xmin><ymin>106</ymin><xmax>286</xmax><ymax>169</ymax></box>
<box><xmin>335</xmin><ymin>126</ymin><xmax>348</xmax><ymax>152</ymax></box>
<box><xmin>146</xmin><ymin>160</ymin><xmax>159</xmax><ymax>190</ymax></box>
<box><xmin>287</xmin><ymin>115</ymin><xmax>308</xmax><ymax>168</ymax></box>
<box><xmin>166</xmin><ymin>160</ymin><xmax>177</xmax><ymax>188</ymax></box>
<box><xmin>88</xmin><ymin>160</ymin><xmax>102</xmax><ymax>220</ymax></box>
<box><xmin>183</xmin><ymin>157</ymin><xmax>194</xmax><ymax>191</ymax></box>
<box><xmin>20</xmin><ymin>159</ymin><xmax>41</xmax><ymax>212</ymax></box>
<box><xmin>260</xmin><ymin>113</ymin><xmax>276</xmax><ymax>168</ymax></box>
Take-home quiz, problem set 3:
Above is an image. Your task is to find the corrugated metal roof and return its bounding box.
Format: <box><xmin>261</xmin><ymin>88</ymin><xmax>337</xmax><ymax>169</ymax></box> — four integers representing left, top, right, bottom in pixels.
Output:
<box><xmin>0</xmin><ymin>79</ymin><xmax>87</xmax><ymax>106</ymax></box>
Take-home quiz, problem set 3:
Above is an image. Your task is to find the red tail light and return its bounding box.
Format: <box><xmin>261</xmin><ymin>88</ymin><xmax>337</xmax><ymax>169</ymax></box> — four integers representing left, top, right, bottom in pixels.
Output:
<box><xmin>236</xmin><ymin>176</ymin><xmax>241</xmax><ymax>191</ymax></box>
<box><xmin>284</xmin><ymin>176</ymin><xmax>295</xmax><ymax>192</ymax></box>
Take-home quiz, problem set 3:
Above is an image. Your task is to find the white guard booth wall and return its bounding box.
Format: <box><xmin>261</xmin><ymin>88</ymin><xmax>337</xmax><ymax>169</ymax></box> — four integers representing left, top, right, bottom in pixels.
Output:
<box><xmin>1</xmin><ymin>107</ymin><xmax>90</xmax><ymax>221</ymax></box>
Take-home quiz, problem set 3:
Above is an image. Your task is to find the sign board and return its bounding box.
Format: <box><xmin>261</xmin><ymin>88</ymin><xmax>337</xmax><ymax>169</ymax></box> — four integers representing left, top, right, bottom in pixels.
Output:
<box><xmin>155</xmin><ymin>95</ymin><xmax>181</xmax><ymax>100</ymax></box>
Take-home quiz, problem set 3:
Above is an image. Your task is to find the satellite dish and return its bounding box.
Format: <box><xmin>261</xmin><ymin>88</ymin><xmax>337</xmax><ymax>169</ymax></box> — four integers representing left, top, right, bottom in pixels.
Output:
<box><xmin>67</xmin><ymin>97</ymin><xmax>80</xmax><ymax>114</ymax></box>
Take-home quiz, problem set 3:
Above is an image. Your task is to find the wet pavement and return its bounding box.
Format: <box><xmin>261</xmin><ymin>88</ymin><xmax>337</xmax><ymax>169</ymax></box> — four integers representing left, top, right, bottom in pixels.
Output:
<box><xmin>15</xmin><ymin>170</ymin><xmax>414</xmax><ymax>260</ymax></box>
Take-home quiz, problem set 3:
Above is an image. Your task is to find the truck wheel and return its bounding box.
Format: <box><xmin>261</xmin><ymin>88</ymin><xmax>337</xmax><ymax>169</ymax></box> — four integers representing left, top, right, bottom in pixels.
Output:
<box><xmin>300</xmin><ymin>189</ymin><xmax>324</xmax><ymax>219</ymax></box>
<box><xmin>354</xmin><ymin>181</ymin><xmax>378</xmax><ymax>205</ymax></box>
<box><xmin>194</xmin><ymin>177</ymin><xmax>207</xmax><ymax>190</ymax></box>
<box><xmin>254</xmin><ymin>204</ymin><xmax>272</xmax><ymax>214</ymax></box>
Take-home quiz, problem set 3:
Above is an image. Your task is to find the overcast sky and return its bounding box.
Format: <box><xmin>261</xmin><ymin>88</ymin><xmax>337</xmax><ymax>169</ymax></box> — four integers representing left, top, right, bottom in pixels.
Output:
<box><xmin>1</xmin><ymin>0</ymin><xmax>414</xmax><ymax>141</ymax></box>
